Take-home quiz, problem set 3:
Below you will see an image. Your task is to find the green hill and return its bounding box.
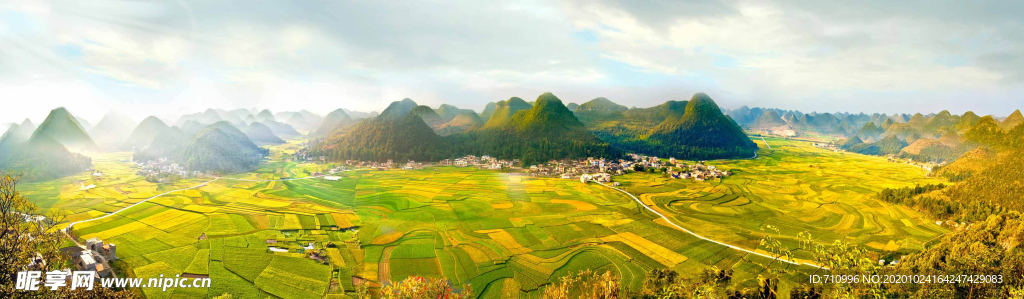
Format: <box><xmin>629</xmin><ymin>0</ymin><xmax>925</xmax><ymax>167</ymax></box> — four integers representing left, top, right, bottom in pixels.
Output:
<box><xmin>261</xmin><ymin>120</ymin><xmax>302</xmax><ymax>138</ymax></box>
<box><xmin>479</xmin><ymin>102</ymin><xmax>498</xmax><ymax>122</ymax></box>
<box><xmin>962</xmin><ymin>116</ymin><xmax>1007</xmax><ymax>148</ymax></box>
<box><xmin>124</xmin><ymin>116</ymin><xmax>171</xmax><ymax>150</ymax></box>
<box><xmin>286</xmin><ymin>113</ymin><xmax>315</xmax><ymax>133</ymax></box>
<box><xmin>437</xmin><ymin>111</ymin><xmax>484</xmax><ymax>136</ymax></box>
<box><xmin>89</xmin><ymin>111</ymin><xmax>137</xmax><ymax>148</ymax></box>
<box><xmin>132</xmin><ymin>127</ymin><xmax>191</xmax><ymax>163</ymax></box>
<box><xmin>464</xmin><ymin>92</ymin><xmax>612</xmax><ymax>165</ymax></box>
<box><xmin>482</xmin><ymin>97</ymin><xmax>532</xmax><ymax>128</ymax></box>
<box><xmin>746</xmin><ymin>110</ymin><xmax>787</xmax><ymax>130</ymax></box>
<box><xmin>256</xmin><ymin>109</ymin><xmax>276</xmax><ymax>122</ymax></box>
<box><xmin>379</xmin><ymin>98</ymin><xmax>420</xmax><ymax>119</ymax></box>
<box><xmin>840</xmin><ymin>136</ymin><xmax>864</xmax><ymax>149</ymax></box>
<box><xmin>29</xmin><ymin>107</ymin><xmax>97</xmax><ymax>151</ymax></box>
<box><xmin>586</xmin><ymin>100</ymin><xmax>688</xmax><ymax>140</ymax></box>
<box><xmin>954</xmin><ymin>111</ymin><xmax>981</xmax><ymax>132</ymax></box>
<box><xmin>312</xmin><ymin>113</ymin><xmax>445</xmax><ymax>162</ymax></box>
<box><xmin>0</xmin><ymin>119</ymin><xmax>37</xmax><ymax>154</ymax></box>
<box><xmin>644</xmin><ymin>93</ymin><xmax>758</xmax><ymax>159</ymax></box>
<box><xmin>181</xmin><ymin>122</ymin><xmax>269</xmax><ymax>174</ymax></box>
<box><xmin>0</xmin><ymin>134</ymin><xmax>91</xmax><ymax>181</ymax></box>
<box><xmin>853</xmin><ymin>122</ymin><xmax>885</xmax><ymax>142</ymax></box>
<box><xmin>313</xmin><ymin>109</ymin><xmax>353</xmax><ymax>137</ymax></box>
<box><xmin>847</xmin><ymin>135</ymin><xmax>908</xmax><ymax>156</ymax></box>
<box><xmin>435</xmin><ymin>104</ymin><xmax>463</xmax><ymax>122</ymax></box>
<box><xmin>409</xmin><ymin>105</ymin><xmax>445</xmax><ymax>128</ymax></box>
<box><xmin>922</xmin><ymin>110</ymin><xmax>958</xmax><ymax>136</ymax></box>
<box><xmin>1002</xmin><ymin>109</ymin><xmax>1023</xmax><ymax>130</ymax></box>
<box><xmin>566</xmin><ymin>103</ymin><xmax>579</xmax><ymax>112</ymax></box>
<box><xmin>576</xmin><ymin>97</ymin><xmax>627</xmax><ymax>113</ymax></box>
<box><xmin>244</xmin><ymin>122</ymin><xmax>285</xmax><ymax>145</ymax></box>
<box><xmin>573</xmin><ymin>97</ymin><xmax>628</xmax><ymax>124</ymax></box>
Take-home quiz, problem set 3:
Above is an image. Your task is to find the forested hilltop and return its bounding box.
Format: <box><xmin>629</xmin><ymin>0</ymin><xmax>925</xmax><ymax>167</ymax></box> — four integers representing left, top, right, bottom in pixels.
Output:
<box><xmin>308</xmin><ymin>92</ymin><xmax>615</xmax><ymax>165</ymax></box>
<box><xmin>308</xmin><ymin>92</ymin><xmax>757</xmax><ymax>165</ymax></box>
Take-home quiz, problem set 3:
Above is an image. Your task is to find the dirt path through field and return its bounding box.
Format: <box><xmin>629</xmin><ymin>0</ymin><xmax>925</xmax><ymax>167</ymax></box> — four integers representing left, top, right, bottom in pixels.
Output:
<box><xmin>592</xmin><ymin>181</ymin><xmax>826</xmax><ymax>269</ymax></box>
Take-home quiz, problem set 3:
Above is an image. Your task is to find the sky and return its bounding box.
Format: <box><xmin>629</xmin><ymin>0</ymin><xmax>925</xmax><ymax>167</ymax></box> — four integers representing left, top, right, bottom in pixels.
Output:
<box><xmin>1</xmin><ymin>0</ymin><xmax>1022</xmax><ymax>124</ymax></box>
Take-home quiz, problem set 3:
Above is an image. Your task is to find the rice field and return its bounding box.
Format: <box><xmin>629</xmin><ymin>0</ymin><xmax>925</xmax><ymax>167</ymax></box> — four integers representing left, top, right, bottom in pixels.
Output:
<box><xmin>21</xmin><ymin>137</ymin><xmax>949</xmax><ymax>298</ymax></box>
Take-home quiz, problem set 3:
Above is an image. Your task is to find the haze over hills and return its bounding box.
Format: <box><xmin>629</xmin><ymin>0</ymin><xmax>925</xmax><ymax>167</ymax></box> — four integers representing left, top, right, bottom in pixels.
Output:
<box><xmin>124</xmin><ymin>116</ymin><xmax>172</xmax><ymax>150</ymax></box>
<box><xmin>313</xmin><ymin>109</ymin><xmax>354</xmax><ymax>137</ymax></box>
<box><xmin>90</xmin><ymin>111</ymin><xmax>137</xmax><ymax>148</ymax></box>
<box><xmin>2</xmin><ymin>91</ymin><xmax>1018</xmax><ymax>182</ymax></box>
<box><xmin>29</xmin><ymin>107</ymin><xmax>98</xmax><ymax>151</ymax></box>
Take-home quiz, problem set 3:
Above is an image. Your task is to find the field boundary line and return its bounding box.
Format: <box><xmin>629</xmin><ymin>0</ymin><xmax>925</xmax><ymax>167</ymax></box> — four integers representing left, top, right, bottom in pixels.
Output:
<box><xmin>591</xmin><ymin>181</ymin><xmax>827</xmax><ymax>269</ymax></box>
<box><xmin>65</xmin><ymin>169</ymin><xmax>362</xmax><ymax>231</ymax></box>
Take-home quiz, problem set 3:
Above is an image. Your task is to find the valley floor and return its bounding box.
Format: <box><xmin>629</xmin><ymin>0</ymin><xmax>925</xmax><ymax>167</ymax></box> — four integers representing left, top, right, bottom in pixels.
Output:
<box><xmin>20</xmin><ymin>137</ymin><xmax>947</xmax><ymax>298</ymax></box>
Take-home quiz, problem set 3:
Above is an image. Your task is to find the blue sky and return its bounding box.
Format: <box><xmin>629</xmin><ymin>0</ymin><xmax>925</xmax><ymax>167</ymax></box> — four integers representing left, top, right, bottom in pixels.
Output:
<box><xmin>0</xmin><ymin>0</ymin><xmax>1022</xmax><ymax>124</ymax></box>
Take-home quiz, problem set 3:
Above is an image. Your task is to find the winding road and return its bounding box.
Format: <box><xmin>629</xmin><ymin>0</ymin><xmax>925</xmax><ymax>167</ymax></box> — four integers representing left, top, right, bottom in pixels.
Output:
<box><xmin>591</xmin><ymin>180</ymin><xmax>826</xmax><ymax>269</ymax></box>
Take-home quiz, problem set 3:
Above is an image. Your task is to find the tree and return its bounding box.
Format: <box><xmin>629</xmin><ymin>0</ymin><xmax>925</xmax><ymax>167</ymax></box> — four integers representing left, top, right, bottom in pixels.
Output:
<box><xmin>0</xmin><ymin>172</ymin><xmax>133</xmax><ymax>298</ymax></box>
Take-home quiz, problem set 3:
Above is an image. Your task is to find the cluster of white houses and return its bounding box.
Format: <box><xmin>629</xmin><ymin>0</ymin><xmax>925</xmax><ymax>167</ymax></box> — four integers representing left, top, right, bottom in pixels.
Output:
<box><xmin>61</xmin><ymin>238</ymin><xmax>118</xmax><ymax>278</ymax></box>
<box><xmin>135</xmin><ymin>158</ymin><xmax>206</xmax><ymax>182</ymax></box>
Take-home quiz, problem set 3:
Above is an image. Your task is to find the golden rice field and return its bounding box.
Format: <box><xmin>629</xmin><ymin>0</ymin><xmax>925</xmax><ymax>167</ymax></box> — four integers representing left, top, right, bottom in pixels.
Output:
<box><xmin>19</xmin><ymin>137</ymin><xmax>948</xmax><ymax>298</ymax></box>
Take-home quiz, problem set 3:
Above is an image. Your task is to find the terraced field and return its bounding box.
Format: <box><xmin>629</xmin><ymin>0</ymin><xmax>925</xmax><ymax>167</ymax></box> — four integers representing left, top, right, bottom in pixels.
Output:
<box><xmin>21</xmin><ymin>137</ymin><xmax>948</xmax><ymax>298</ymax></box>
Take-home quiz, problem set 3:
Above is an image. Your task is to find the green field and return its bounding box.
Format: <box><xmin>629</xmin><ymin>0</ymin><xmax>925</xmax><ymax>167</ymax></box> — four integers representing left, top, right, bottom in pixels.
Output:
<box><xmin>23</xmin><ymin>136</ymin><xmax>948</xmax><ymax>298</ymax></box>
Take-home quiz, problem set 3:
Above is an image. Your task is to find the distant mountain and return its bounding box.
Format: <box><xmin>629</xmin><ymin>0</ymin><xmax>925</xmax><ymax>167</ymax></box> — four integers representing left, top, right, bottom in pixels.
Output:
<box><xmin>839</xmin><ymin>136</ymin><xmax>864</xmax><ymax>150</ymax></box>
<box><xmin>853</xmin><ymin>122</ymin><xmax>885</xmax><ymax>142</ymax></box>
<box><xmin>132</xmin><ymin>127</ymin><xmax>190</xmax><ymax>163</ymax></box>
<box><xmin>313</xmin><ymin>113</ymin><xmax>445</xmax><ymax>162</ymax></box>
<box><xmin>954</xmin><ymin>111</ymin><xmax>981</xmax><ymax>132</ymax></box>
<box><xmin>964</xmin><ymin>116</ymin><xmax>1005</xmax><ymax>147</ymax></box>
<box><xmin>435</xmin><ymin>104</ymin><xmax>463</xmax><ymax>122</ymax></box>
<box><xmin>74</xmin><ymin>116</ymin><xmax>92</xmax><ymax>131</ymax></box>
<box><xmin>342</xmin><ymin>108</ymin><xmax>377</xmax><ymax>120</ymax></box>
<box><xmin>847</xmin><ymin>135</ymin><xmax>908</xmax><ymax>156</ymax></box>
<box><xmin>409</xmin><ymin>105</ymin><xmax>445</xmax><ymax>128</ymax></box>
<box><xmin>584</xmin><ymin>100</ymin><xmax>689</xmax><ymax>149</ymax></box>
<box><xmin>482</xmin><ymin>97</ymin><xmax>532</xmax><ymax>128</ymax></box>
<box><xmin>313</xmin><ymin>109</ymin><xmax>353</xmax><ymax>137</ymax></box>
<box><xmin>261</xmin><ymin>120</ymin><xmax>302</xmax><ymax>138</ymax></box>
<box><xmin>746</xmin><ymin>110</ymin><xmax>787</xmax><ymax>130</ymax></box>
<box><xmin>922</xmin><ymin>110</ymin><xmax>958</xmax><ymax>136</ymax></box>
<box><xmin>574</xmin><ymin>97</ymin><xmax>628</xmax><ymax>124</ymax></box>
<box><xmin>0</xmin><ymin>134</ymin><xmax>91</xmax><ymax>181</ymax></box>
<box><xmin>285</xmin><ymin>110</ymin><xmax>322</xmax><ymax>132</ymax></box>
<box><xmin>309</xmin><ymin>92</ymin><xmax>612</xmax><ymax>165</ymax></box>
<box><xmin>464</xmin><ymin>92</ymin><xmax>612</xmax><ymax>165</ymax></box>
<box><xmin>643</xmin><ymin>93</ymin><xmax>757</xmax><ymax>159</ymax></box>
<box><xmin>1001</xmin><ymin>109</ymin><xmax>1023</xmax><ymax>130</ymax></box>
<box><xmin>89</xmin><ymin>111</ymin><xmax>137</xmax><ymax>148</ymax></box>
<box><xmin>436</xmin><ymin>111</ymin><xmax>483</xmax><ymax>136</ymax></box>
<box><xmin>479</xmin><ymin>102</ymin><xmax>497</xmax><ymax>122</ymax></box>
<box><xmin>256</xmin><ymin>110</ymin><xmax>276</xmax><ymax>122</ymax></box>
<box><xmin>29</xmin><ymin>107</ymin><xmax>97</xmax><ymax>151</ymax></box>
<box><xmin>244</xmin><ymin>122</ymin><xmax>285</xmax><ymax>145</ymax></box>
<box><xmin>181</xmin><ymin>122</ymin><xmax>269</xmax><ymax>174</ymax></box>
<box><xmin>229</xmin><ymin>108</ymin><xmax>253</xmax><ymax>120</ymax></box>
<box><xmin>907</xmin><ymin>113</ymin><xmax>928</xmax><ymax>129</ymax></box>
<box><xmin>576</xmin><ymin>97</ymin><xmax>627</xmax><ymax>113</ymax></box>
<box><xmin>566</xmin><ymin>103</ymin><xmax>579</xmax><ymax>112</ymax></box>
<box><xmin>286</xmin><ymin>113</ymin><xmax>315</xmax><ymax>133</ymax></box>
<box><xmin>243</xmin><ymin>115</ymin><xmax>257</xmax><ymax>124</ymax></box>
<box><xmin>379</xmin><ymin>98</ymin><xmax>420</xmax><ymax>119</ymax></box>
<box><xmin>180</xmin><ymin>120</ymin><xmax>204</xmax><ymax>136</ymax></box>
<box><xmin>124</xmin><ymin>116</ymin><xmax>171</xmax><ymax>150</ymax></box>
<box><xmin>0</xmin><ymin>119</ymin><xmax>37</xmax><ymax>152</ymax></box>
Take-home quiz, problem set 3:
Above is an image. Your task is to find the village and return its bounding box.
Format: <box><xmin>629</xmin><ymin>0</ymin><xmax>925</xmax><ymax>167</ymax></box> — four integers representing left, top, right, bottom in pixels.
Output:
<box><xmin>134</xmin><ymin>157</ymin><xmax>207</xmax><ymax>183</ymax></box>
<box><xmin>301</xmin><ymin>149</ymin><xmax>734</xmax><ymax>186</ymax></box>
